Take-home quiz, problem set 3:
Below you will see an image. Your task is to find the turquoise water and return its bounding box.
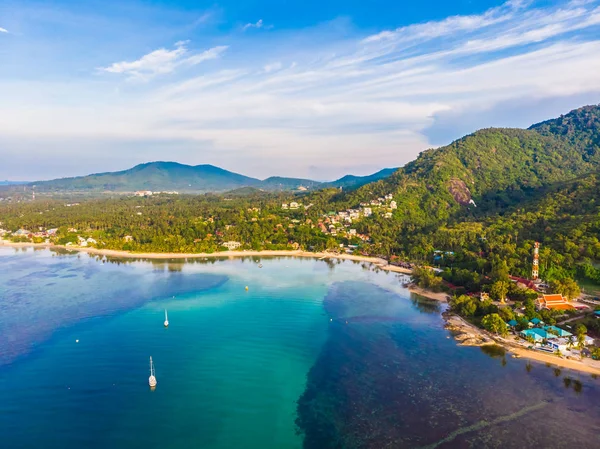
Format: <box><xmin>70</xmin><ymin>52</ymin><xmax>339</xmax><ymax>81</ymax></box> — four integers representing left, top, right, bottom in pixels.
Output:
<box><xmin>1</xmin><ymin>247</ymin><xmax>600</xmax><ymax>448</ymax></box>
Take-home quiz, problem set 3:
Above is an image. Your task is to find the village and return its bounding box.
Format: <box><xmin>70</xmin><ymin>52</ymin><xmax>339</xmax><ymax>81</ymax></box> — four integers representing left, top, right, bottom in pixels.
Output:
<box><xmin>445</xmin><ymin>242</ymin><xmax>600</xmax><ymax>371</ymax></box>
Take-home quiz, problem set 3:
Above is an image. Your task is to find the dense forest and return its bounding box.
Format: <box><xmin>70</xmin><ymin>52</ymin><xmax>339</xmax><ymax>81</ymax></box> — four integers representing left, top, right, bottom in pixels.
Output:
<box><xmin>2</xmin><ymin>105</ymin><xmax>600</xmax><ymax>293</ymax></box>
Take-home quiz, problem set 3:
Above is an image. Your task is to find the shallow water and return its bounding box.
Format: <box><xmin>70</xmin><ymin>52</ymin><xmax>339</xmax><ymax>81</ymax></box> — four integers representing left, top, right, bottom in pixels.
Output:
<box><xmin>1</xmin><ymin>247</ymin><xmax>599</xmax><ymax>448</ymax></box>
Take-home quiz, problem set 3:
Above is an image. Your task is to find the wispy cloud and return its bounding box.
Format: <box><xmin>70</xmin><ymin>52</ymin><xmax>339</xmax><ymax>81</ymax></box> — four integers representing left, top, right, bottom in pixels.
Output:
<box><xmin>242</xmin><ymin>19</ymin><xmax>264</xmax><ymax>31</ymax></box>
<box><xmin>0</xmin><ymin>27</ymin><xmax>8</xmax><ymax>33</ymax></box>
<box><xmin>100</xmin><ymin>41</ymin><xmax>228</xmax><ymax>81</ymax></box>
<box><xmin>1</xmin><ymin>0</ymin><xmax>600</xmax><ymax>180</ymax></box>
<box><xmin>263</xmin><ymin>62</ymin><xmax>282</xmax><ymax>73</ymax></box>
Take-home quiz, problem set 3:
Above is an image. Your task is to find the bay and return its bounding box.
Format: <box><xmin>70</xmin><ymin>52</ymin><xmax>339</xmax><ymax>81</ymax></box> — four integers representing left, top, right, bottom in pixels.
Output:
<box><xmin>1</xmin><ymin>247</ymin><xmax>599</xmax><ymax>448</ymax></box>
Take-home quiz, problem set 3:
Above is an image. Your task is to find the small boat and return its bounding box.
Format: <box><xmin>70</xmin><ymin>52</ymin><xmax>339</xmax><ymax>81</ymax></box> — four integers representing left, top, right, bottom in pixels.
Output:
<box><xmin>164</xmin><ymin>309</ymin><xmax>169</xmax><ymax>328</ymax></box>
<box><xmin>258</xmin><ymin>263</ymin><xmax>263</xmax><ymax>268</ymax></box>
<box><xmin>149</xmin><ymin>357</ymin><xmax>157</xmax><ymax>388</ymax></box>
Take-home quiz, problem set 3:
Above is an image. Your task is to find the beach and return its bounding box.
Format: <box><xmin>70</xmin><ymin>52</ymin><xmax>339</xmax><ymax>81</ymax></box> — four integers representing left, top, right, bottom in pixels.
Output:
<box><xmin>445</xmin><ymin>313</ymin><xmax>600</xmax><ymax>376</ymax></box>
<box><xmin>0</xmin><ymin>240</ymin><xmax>413</xmax><ymax>274</ymax></box>
<box><xmin>4</xmin><ymin>239</ymin><xmax>598</xmax><ymax>375</ymax></box>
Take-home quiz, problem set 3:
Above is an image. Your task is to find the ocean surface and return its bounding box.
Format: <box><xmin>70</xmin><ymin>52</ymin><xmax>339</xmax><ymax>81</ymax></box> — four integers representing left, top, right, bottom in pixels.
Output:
<box><xmin>1</xmin><ymin>247</ymin><xmax>600</xmax><ymax>449</ymax></box>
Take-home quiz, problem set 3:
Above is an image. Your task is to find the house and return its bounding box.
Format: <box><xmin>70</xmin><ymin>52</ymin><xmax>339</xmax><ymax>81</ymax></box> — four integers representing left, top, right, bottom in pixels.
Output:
<box><xmin>86</xmin><ymin>238</ymin><xmax>97</xmax><ymax>245</ymax></box>
<box><xmin>529</xmin><ymin>328</ymin><xmax>554</xmax><ymax>340</ymax></box>
<box><xmin>584</xmin><ymin>335</ymin><xmax>595</xmax><ymax>346</ymax></box>
<box><xmin>289</xmin><ymin>202</ymin><xmax>300</xmax><ymax>210</ymax></box>
<box><xmin>547</xmin><ymin>338</ymin><xmax>571</xmax><ymax>353</ymax></box>
<box><xmin>124</xmin><ymin>235</ymin><xmax>133</xmax><ymax>242</ymax></box>
<box><xmin>529</xmin><ymin>317</ymin><xmax>543</xmax><ymax>327</ymax></box>
<box><xmin>14</xmin><ymin>229</ymin><xmax>32</xmax><ymax>236</ymax></box>
<box><xmin>384</xmin><ymin>212</ymin><xmax>393</xmax><ymax>218</ymax></box>
<box><xmin>282</xmin><ymin>203</ymin><xmax>289</xmax><ymax>209</ymax></box>
<box><xmin>390</xmin><ymin>200</ymin><xmax>397</xmax><ymax>209</ymax></box>
<box><xmin>222</xmin><ymin>241</ymin><xmax>241</xmax><ymax>250</ymax></box>
<box><xmin>536</xmin><ymin>294</ymin><xmax>574</xmax><ymax>311</ymax></box>
<box><xmin>520</xmin><ymin>329</ymin><xmax>544</xmax><ymax>343</ymax></box>
<box><xmin>363</xmin><ymin>207</ymin><xmax>372</xmax><ymax>217</ymax></box>
<box><xmin>134</xmin><ymin>190</ymin><xmax>153</xmax><ymax>197</ymax></box>
<box><xmin>507</xmin><ymin>319</ymin><xmax>518</xmax><ymax>328</ymax></box>
<box><xmin>77</xmin><ymin>236</ymin><xmax>88</xmax><ymax>247</ymax></box>
<box><xmin>543</xmin><ymin>325</ymin><xmax>572</xmax><ymax>338</ymax></box>
<box><xmin>297</xmin><ymin>186</ymin><xmax>308</xmax><ymax>191</ymax></box>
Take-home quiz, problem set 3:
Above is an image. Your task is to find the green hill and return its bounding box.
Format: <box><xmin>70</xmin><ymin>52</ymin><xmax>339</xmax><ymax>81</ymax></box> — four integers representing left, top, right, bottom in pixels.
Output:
<box><xmin>29</xmin><ymin>162</ymin><xmax>396</xmax><ymax>194</ymax></box>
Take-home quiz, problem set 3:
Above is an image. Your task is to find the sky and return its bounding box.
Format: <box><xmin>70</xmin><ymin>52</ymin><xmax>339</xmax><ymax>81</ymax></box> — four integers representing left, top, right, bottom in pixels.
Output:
<box><xmin>1</xmin><ymin>0</ymin><xmax>600</xmax><ymax>181</ymax></box>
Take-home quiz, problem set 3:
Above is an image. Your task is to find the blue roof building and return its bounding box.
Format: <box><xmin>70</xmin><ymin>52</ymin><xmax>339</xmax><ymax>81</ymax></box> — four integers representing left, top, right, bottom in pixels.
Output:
<box><xmin>520</xmin><ymin>329</ymin><xmax>544</xmax><ymax>343</ymax></box>
<box><xmin>508</xmin><ymin>320</ymin><xmax>518</xmax><ymax>327</ymax></box>
<box><xmin>530</xmin><ymin>318</ymin><xmax>543</xmax><ymax>326</ymax></box>
<box><xmin>543</xmin><ymin>325</ymin><xmax>572</xmax><ymax>338</ymax></box>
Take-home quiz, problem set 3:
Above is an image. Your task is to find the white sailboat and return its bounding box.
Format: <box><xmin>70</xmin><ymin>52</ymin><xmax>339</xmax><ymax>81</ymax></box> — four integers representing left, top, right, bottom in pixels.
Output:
<box><xmin>164</xmin><ymin>309</ymin><xmax>169</xmax><ymax>328</ymax></box>
<box><xmin>149</xmin><ymin>357</ymin><xmax>157</xmax><ymax>388</ymax></box>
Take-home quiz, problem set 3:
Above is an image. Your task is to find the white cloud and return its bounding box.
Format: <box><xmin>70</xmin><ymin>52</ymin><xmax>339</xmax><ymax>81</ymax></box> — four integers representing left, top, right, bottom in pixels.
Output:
<box><xmin>263</xmin><ymin>62</ymin><xmax>282</xmax><ymax>73</ymax></box>
<box><xmin>100</xmin><ymin>41</ymin><xmax>228</xmax><ymax>81</ymax></box>
<box><xmin>243</xmin><ymin>19</ymin><xmax>264</xmax><ymax>31</ymax></box>
<box><xmin>1</xmin><ymin>0</ymin><xmax>600</xmax><ymax>179</ymax></box>
<box><xmin>0</xmin><ymin>27</ymin><xmax>8</xmax><ymax>33</ymax></box>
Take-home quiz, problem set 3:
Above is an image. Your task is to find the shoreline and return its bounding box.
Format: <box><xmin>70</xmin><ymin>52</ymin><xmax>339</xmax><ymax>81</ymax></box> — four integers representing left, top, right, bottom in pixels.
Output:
<box><xmin>408</xmin><ymin>285</ymin><xmax>450</xmax><ymax>302</ymax></box>
<box><xmin>0</xmin><ymin>240</ymin><xmax>413</xmax><ymax>274</ymax></box>
<box><xmin>5</xmin><ymin>239</ymin><xmax>598</xmax><ymax>375</ymax></box>
<box><xmin>445</xmin><ymin>313</ymin><xmax>600</xmax><ymax>376</ymax></box>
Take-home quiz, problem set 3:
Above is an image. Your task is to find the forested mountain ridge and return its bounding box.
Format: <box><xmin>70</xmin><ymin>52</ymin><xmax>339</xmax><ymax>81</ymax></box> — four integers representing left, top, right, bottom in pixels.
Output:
<box><xmin>335</xmin><ymin>105</ymin><xmax>600</xmax><ymax>216</ymax></box>
<box><xmin>529</xmin><ymin>104</ymin><xmax>600</xmax><ymax>162</ymax></box>
<box><xmin>2</xmin><ymin>105</ymin><xmax>600</xmax><ymax>291</ymax></box>
<box><xmin>27</xmin><ymin>162</ymin><xmax>397</xmax><ymax>193</ymax></box>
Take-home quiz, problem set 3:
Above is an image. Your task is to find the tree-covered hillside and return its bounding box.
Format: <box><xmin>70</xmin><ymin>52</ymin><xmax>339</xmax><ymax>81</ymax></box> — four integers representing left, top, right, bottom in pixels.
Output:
<box><xmin>2</xmin><ymin>104</ymin><xmax>600</xmax><ymax>291</ymax></box>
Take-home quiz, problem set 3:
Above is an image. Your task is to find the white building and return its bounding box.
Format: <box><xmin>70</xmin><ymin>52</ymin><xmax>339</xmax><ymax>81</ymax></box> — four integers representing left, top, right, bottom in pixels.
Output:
<box><xmin>282</xmin><ymin>203</ymin><xmax>289</xmax><ymax>209</ymax></box>
<box><xmin>349</xmin><ymin>229</ymin><xmax>357</xmax><ymax>236</ymax></box>
<box><xmin>390</xmin><ymin>200</ymin><xmax>397</xmax><ymax>210</ymax></box>
<box><xmin>363</xmin><ymin>207</ymin><xmax>372</xmax><ymax>217</ymax></box>
<box><xmin>222</xmin><ymin>241</ymin><xmax>242</xmax><ymax>250</ymax></box>
<box><xmin>134</xmin><ymin>191</ymin><xmax>153</xmax><ymax>197</ymax></box>
<box><xmin>290</xmin><ymin>202</ymin><xmax>300</xmax><ymax>210</ymax></box>
<box><xmin>384</xmin><ymin>212</ymin><xmax>393</xmax><ymax>218</ymax></box>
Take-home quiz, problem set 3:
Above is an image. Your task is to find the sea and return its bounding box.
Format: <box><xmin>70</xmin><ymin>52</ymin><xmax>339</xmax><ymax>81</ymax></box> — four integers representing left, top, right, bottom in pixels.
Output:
<box><xmin>1</xmin><ymin>246</ymin><xmax>600</xmax><ymax>449</ymax></box>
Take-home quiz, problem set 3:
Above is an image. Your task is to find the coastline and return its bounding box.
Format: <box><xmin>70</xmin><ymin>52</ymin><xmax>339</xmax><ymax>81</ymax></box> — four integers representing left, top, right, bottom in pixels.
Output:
<box><xmin>0</xmin><ymin>240</ymin><xmax>413</xmax><ymax>274</ymax></box>
<box><xmin>4</xmin><ymin>239</ymin><xmax>598</xmax><ymax>375</ymax></box>
<box><xmin>445</xmin><ymin>312</ymin><xmax>600</xmax><ymax>376</ymax></box>
<box><xmin>408</xmin><ymin>285</ymin><xmax>449</xmax><ymax>302</ymax></box>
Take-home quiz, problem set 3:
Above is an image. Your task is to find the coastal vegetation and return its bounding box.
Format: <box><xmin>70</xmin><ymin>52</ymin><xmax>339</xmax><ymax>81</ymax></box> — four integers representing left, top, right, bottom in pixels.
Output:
<box><xmin>1</xmin><ymin>105</ymin><xmax>600</xmax><ymax>296</ymax></box>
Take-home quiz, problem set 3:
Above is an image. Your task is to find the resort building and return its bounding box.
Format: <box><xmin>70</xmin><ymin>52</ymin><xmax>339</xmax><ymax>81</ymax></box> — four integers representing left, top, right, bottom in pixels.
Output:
<box><xmin>543</xmin><ymin>325</ymin><xmax>572</xmax><ymax>338</ymax></box>
<box><xmin>536</xmin><ymin>294</ymin><xmax>574</xmax><ymax>311</ymax></box>
<box><xmin>222</xmin><ymin>241</ymin><xmax>242</xmax><ymax>250</ymax></box>
<box><xmin>520</xmin><ymin>329</ymin><xmax>544</xmax><ymax>343</ymax></box>
<box><xmin>289</xmin><ymin>202</ymin><xmax>300</xmax><ymax>210</ymax></box>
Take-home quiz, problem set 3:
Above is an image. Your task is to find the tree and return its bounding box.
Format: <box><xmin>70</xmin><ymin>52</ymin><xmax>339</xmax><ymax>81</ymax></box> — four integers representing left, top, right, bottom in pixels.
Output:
<box><xmin>550</xmin><ymin>278</ymin><xmax>581</xmax><ymax>300</ymax></box>
<box><xmin>490</xmin><ymin>259</ymin><xmax>510</xmax><ymax>283</ymax></box>
<box><xmin>452</xmin><ymin>295</ymin><xmax>477</xmax><ymax>317</ymax></box>
<box><xmin>498</xmin><ymin>307</ymin><xmax>515</xmax><ymax>322</ymax></box>
<box><xmin>482</xmin><ymin>313</ymin><xmax>508</xmax><ymax>337</ymax></box>
<box><xmin>576</xmin><ymin>324</ymin><xmax>588</xmax><ymax>351</ymax></box>
<box><xmin>490</xmin><ymin>281</ymin><xmax>510</xmax><ymax>303</ymax></box>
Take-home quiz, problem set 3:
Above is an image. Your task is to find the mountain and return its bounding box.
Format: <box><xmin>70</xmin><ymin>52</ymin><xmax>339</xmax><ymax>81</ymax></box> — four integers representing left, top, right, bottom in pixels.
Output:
<box><xmin>0</xmin><ymin>181</ymin><xmax>27</xmax><ymax>186</ymax></box>
<box><xmin>338</xmin><ymin>105</ymin><xmax>600</xmax><ymax>215</ymax></box>
<box><xmin>325</xmin><ymin>168</ymin><xmax>397</xmax><ymax>189</ymax></box>
<box><xmin>31</xmin><ymin>162</ymin><xmax>261</xmax><ymax>193</ymax></box>
<box><xmin>29</xmin><ymin>162</ymin><xmax>396</xmax><ymax>194</ymax></box>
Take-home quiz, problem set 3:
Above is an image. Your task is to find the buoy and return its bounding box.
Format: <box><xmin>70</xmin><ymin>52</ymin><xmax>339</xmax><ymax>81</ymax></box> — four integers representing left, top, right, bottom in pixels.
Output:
<box><xmin>245</xmin><ymin>286</ymin><xmax>249</xmax><ymax>291</ymax></box>
<box><xmin>330</xmin><ymin>318</ymin><xmax>333</xmax><ymax>322</ymax></box>
<box><xmin>76</xmin><ymin>339</ymin><xmax>79</xmax><ymax>343</ymax></box>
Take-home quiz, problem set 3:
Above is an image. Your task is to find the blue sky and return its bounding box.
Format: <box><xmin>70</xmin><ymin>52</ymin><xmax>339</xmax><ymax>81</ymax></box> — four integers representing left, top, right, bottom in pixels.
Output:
<box><xmin>1</xmin><ymin>0</ymin><xmax>600</xmax><ymax>181</ymax></box>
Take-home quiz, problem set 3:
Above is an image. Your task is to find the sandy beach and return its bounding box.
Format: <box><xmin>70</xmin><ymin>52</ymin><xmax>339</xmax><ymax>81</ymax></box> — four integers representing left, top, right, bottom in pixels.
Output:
<box><xmin>408</xmin><ymin>285</ymin><xmax>449</xmax><ymax>302</ymax></box>
<box><xmin>5</xmin><ymin>239</ymin><xmax>598</xmax><ymax>375</ymax></box>
<box><xmin>445</xmin><ymin>313</ymin><xmax>600</xmax><ymax>376</ymax></box>
<box><xmin>0</xmin><ymin>240</ymin><xmax>413</xmax><ymax>274</ymax></box>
